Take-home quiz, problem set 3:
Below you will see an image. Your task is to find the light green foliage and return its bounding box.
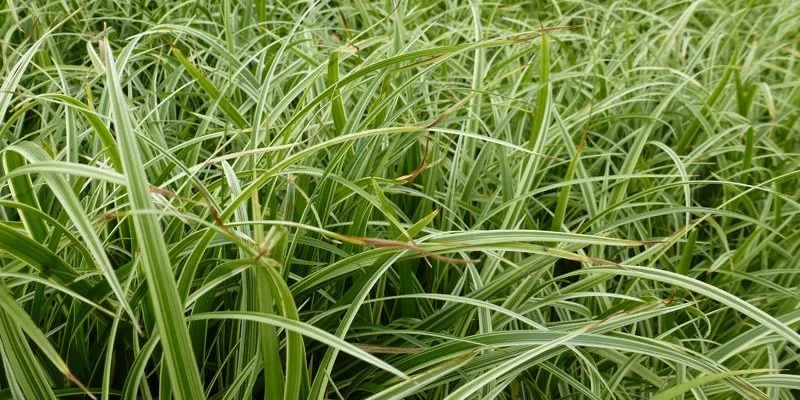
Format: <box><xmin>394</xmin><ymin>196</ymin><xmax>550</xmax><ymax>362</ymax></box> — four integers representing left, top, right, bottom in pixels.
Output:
<box><xmin>0</xmin><ymin>1</ymin><xmax>798</xmax><ymax>399</ymax></box>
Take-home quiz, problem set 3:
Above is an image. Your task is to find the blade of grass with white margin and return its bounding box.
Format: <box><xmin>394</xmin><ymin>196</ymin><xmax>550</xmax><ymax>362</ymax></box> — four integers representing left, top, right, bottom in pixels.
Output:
<box><xmin>709</xmin><ymin>309</ymin><xmax>800</xmax><ymax>363</ymax></box>
<box><xmin>2</xmin><ymin>151</ymin><xmax>48</xmax><ymax>242</ymax></box>
<box><xmin>0</xmin><ymin>282</ymin><xmax>92</xmax><ymax>398</ymax></box>
<box><xmin>186</xmin><ymin>311</ymin><xmax>409</xmax><ymax>380</ymax></box>
<box><xmin>101</xmin><ymin>37</ymin><xmax>205</xmax><ymax>399</ymax></box>
<box><xmin>308</xmin><ymin>251</ymin><xmax>407</xmax><ymax>399</ymax></box>
<box><xmin>221</xmin><ymin>160</ymin><xmax>283</xmax><ymax>400</ymax></box>
<box><xmin>443</xmin><ymin>327</ymin><xmax>589</xmax><ymax>400</ymax></box>
<box><xmin>0</xmin><ymin>9</ymin><xmax>79</xmax><ymax>139</ymax></box>
<box><xmin>651</xmin><ymin>370</ymin><xmax>775</xmax><ymax>400</ymax></box>
<box><xmin>581</xmin><ymin>264</ymin><xmax>800</xmax><ymax>348</ymax></box>
<box><xmin>0</xmin><ymin>306</ymin><xmax>58</xmax><ymax>400</ymax></box>
<box><xmin>4</xmin><ymin>143</ymin><xmax>139</xmax><ymax>332</ymax></box>
<box><xmin>365</xmin><ymin>352</ymin><xmax>475</xmax><ymax>400</ymax></box>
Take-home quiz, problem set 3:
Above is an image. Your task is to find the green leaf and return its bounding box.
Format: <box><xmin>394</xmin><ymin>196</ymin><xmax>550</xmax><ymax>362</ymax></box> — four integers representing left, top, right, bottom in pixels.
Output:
<box><xmin>102</xmin><ymin>38</ymin><xmax>205</xmax><ymax>400</ymax></box>
<box><xmin>651</xmin><ymin>370</ymin><xmax>773</xmax><ymax>400</ymax></box>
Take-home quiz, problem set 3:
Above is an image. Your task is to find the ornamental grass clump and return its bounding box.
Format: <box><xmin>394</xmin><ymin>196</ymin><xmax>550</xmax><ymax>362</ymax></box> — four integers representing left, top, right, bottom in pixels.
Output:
<box><xmin>0</xmin><ymin>1</ymin><xmax>798</xmax><ymax>399</ymax></box>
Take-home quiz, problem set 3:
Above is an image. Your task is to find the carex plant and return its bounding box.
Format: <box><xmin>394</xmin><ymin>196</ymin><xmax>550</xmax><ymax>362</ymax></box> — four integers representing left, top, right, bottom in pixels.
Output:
<box><xmin>0</xmin><ymin>0</ymin><xmax>799</xmax><ymax>399</ymax></box>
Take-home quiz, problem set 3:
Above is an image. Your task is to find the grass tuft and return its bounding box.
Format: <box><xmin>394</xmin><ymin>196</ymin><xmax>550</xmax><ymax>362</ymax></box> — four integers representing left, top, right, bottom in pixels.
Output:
<box><xmin>1</xmin><ymin>1</ymin><xmax>799</xmax><ymax>399</ymax></box>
